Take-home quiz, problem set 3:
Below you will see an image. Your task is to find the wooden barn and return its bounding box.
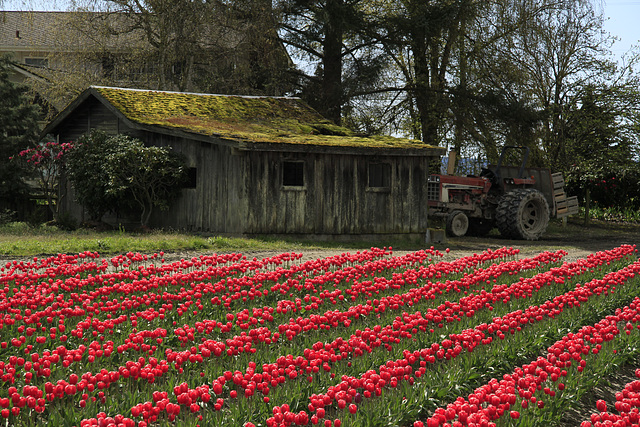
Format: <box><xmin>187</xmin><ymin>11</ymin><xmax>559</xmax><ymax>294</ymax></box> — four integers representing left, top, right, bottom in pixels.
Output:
<box><xmin>41</xmin><ymin>86</ymin><xmax>445</xmax><ymax>238</ymax></box>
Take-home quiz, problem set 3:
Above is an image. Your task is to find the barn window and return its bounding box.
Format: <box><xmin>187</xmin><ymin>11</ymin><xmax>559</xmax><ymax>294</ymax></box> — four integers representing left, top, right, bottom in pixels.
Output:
<box><xmin>183</xmin><ymin>167</ymin><xmax>197</xmax><ymax>189</ymax></box>
<box><xmin>282</xmin><ymin>161</ymin><xmax>304</xmax><ymax>187</ymax></box>
<box><xmin>368</xmin><ymin>162</ymin><xmax>391</xmax><ymax>188</ymax></box>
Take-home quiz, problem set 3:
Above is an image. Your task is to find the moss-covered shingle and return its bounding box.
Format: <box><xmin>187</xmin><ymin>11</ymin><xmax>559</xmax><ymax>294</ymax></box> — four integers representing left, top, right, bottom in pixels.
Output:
<box><xmin>93</xmin><ymin>86</ymin><xmax>434</xmax><ymax>150</ymax></box>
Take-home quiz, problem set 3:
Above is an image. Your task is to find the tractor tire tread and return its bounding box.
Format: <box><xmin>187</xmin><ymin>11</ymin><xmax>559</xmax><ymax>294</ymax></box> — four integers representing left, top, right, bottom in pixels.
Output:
<box><xmin>496</xmin><ymin>188</ymin><xmax>549</xmax><ymax>240</ymax></box>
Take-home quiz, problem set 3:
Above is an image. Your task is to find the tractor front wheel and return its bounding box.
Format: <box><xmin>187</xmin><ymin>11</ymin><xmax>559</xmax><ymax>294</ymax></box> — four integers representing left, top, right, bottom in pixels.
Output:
<box><xmin>446</xmin><ymin>210</ymin><xmax>469</xmax><ymax>237</ymax></box>
<box><xmin>496</xmin><ymin>189</ymin><xmax>549</xmax><ymax>240</ymax></box>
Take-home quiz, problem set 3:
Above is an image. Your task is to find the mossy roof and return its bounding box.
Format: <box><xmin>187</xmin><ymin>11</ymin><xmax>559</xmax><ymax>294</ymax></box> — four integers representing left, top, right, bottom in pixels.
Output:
<box><xmin>91</xmin><ymin>86</ymin><xmax>438</xmax><ymax>151</ymax></box>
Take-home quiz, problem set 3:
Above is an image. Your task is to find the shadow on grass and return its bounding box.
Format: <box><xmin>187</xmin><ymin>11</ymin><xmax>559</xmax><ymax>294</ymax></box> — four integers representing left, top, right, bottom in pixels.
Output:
<box><xmin>443</xmin><ymin>218</ymin><xmax>640</xmax><ymax>254</ymax></box>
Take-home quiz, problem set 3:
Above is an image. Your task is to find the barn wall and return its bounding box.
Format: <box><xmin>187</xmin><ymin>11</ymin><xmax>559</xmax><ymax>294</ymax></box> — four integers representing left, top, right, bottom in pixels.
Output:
<box><xmin>55</xmin><ymin>97</ymin><xmax>123</xmax><ymax>143</ymax></box>
<box><xmin>244</xmin><ymin>151</ymin><xmax>310</xmax><ymax>234</ymax></box>
<box><xmin>53</xmin><ymin>100</ymin><xmax>250</xmax><ymax>233</ymax></box>
<box><xmin>148</xmin><ymin>135</ymin><xmax>246</xmax><ymax>233</ymax></box>
<box><xmin>52</xmin><ymin>98</ymin><xmax>433</xmax><ymax>236</ymax></box>
<box><xmin>56</xmin><ymin>98</ymin><xmax>132</xmax><ymax>221</ymax></box>
<box><xmin>244</xmin><ymin>151</ymin><xmax>431</xmax><ymax>235</ymax></box>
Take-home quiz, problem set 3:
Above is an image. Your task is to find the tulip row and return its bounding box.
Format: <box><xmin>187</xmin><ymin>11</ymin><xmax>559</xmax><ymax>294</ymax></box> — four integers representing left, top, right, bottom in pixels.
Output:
<box><xmin>256</xmin><ymin>248</ymin><xmax>639</xmax><ymax>427</ymax></box>
<box><xmin>0</xmin><ymin>248</ymin><xmax>435</xmax><ymax>364</ymax></box>
<box><xmin>85</xmin><ymin>246</ymin><xmax>635</xmax><ymax>426</ymax></box>
<box><xmin>415</xmin><ymin>277</ymin><xmax>640</xmax><ymax>426</ymax></box>
<box><xmin>579</xmin><ymin>369</ymin><xmax>640</xmax><ymax>427</ymax></box>
<box><xmin>0</xmin><ymin>246</ymin><xmax>562</xmax><ymax>406</ymax></box>
<box><xmin>0</xmin><ymin>246</ymin><xmax>529</xmax><ymax>389</ymax></box>
<box><xmin>0</xmin><ymin>246</ymin><xmax>450</xmax><ymax>346</ymax></box>
<box><xmin>0</xmin><ymin>245</ymin><xmax>637</xmax><ymax>427</ymax></box>
<box><xmin>95</xmin><ymin>249</ymin><xmax>571</xmax><ymax>425</ymax></box>
<box><xmin>0</xmin><ymin>248</ymin><xmax>521</xmax><ymax>415</ymax></box>
<box><xmin>0</xmin><ymin>246</ymin><xmax>548</xmax><ymax>425</ymax></box>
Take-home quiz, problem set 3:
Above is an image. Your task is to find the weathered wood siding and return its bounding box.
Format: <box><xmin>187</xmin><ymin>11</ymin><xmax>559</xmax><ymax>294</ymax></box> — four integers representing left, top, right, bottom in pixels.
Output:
<box><xmin>244</xmin><ymin>151</ymin><xmax>430</xmax><ymax>235</ymax></box>
<box><xmin>53</xmin><ymin>100</ymin><xmax>248</xmax><ymax>233</ymax></box>
<box><xmin>148</xmin><ymin>136</ymin><xmax>246</xmax><ymax>233</ymax></box>
<box><xmin>55</xmin><ymin>97</ymin><xmax>122</xmax><ymax>143</ymax></box>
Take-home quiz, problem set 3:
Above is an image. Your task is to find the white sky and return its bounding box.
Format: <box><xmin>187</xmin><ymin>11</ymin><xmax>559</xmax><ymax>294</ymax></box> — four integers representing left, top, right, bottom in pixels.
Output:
<box><xmin>603</xmin><ymin>0</ymin><xmax>640</xmax><ymax>59</ymax></box>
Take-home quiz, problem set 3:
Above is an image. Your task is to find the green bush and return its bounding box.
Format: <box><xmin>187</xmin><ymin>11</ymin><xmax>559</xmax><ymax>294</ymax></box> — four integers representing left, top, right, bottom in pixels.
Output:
<box><xmin>65</xmin><ymin>130</ymin><xmax>124</xmax><ymax>221</ymax></box>
<box><xmin>25</xmin><ymin>205</ymin><xmax>47</xmax><ymax>228</ymax></box>
<box><xmin>66</xmin><ymin>130</ymin><xmax>187</xmax><ymax>227</ymax></box>
<box><xmin>0</xmin><ymin>209</ymin><xmax>15</xmax><ymax>225</ymax></box>
<box><xmin>0</xmin><ymin>221</ymin><xmax>31</xmax><ymax>234</ymax></box>
<box><xmin>55</xmin><ymin>211</ymin><xmax>78</xmax><ymax>231</ymax></box>
<box><xmin>565</xmin><ymin>161</ymin><xmax>640</xmax><ymax>211</ymax></box>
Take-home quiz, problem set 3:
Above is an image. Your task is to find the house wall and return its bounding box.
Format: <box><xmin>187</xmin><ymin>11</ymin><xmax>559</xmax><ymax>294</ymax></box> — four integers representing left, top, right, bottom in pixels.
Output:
<box><xmin>243</xmin><ymin>150</ymin><xmax>431</xmax><ymax>236</ymax></box>
<box><xmin>7</xmin><ymin>50</ymin><xmax>49</xmax><ymax>85</ymax></box>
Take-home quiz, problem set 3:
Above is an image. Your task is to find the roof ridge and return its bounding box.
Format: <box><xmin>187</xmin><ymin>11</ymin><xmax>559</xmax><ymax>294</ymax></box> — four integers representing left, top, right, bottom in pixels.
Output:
<box><xmin>90</xmin><ymin>86</ymin><xmax>301</xmax><ymax>101</ymax></box>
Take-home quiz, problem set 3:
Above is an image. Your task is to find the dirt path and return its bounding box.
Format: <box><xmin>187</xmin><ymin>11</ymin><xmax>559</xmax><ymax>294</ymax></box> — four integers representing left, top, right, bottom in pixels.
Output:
<box><xmin>162</xmin><ymin>220</ymin><xmax>640</xmax><ymax>265</ymax></box>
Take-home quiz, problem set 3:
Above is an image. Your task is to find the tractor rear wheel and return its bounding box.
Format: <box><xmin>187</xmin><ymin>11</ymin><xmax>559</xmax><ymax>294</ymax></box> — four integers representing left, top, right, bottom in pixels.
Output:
<box><xmin>446</xmin><ymin>210</ymin><xmax>469</xmax><ymax>237</ymax></box>
<box><xmin>496</xmin><ymin>189</ymin><xmax>549</xmax><ymax>240</ymax></box>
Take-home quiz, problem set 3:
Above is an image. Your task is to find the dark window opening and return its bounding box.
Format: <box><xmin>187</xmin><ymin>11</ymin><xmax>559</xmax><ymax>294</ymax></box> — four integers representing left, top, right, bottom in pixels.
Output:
<box><xmin>283</xmin><ymin>161</ymin><xmax>304</xmax><ymax>187</ymax></box>
<box><xmin>368</xmin><ymin>163</ymin><xmax>391</xmax><ymax>188</ymax></box>
<box><xmin>101</xmin><ymin>55</ymin><xmax>115</xmax><ymax>78</ymax></box>
<box><xmin>25</xmin><ymin>57</ymin><xmax>48</xmax><ymax>68</ymax></box>
<box><xmin>184</xmin><ymin>167</ymin><xmax>197</xmax><ymax>189</ymax></box>
<box><xmin>172</xmin><ymin>60</ymin><xmax>187</xmax><ymax>77</ymax></box>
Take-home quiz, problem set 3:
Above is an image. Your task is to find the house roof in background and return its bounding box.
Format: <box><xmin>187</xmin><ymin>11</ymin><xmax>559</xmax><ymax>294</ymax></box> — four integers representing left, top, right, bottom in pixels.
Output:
<box><xmin>0</xmin><ymin>11</ymin><xmax>60</xmax><ymax>50</ymax></box>
<box><xmin>44</xmin><ymin>86</ymin><xmax>444</xmax><ymax>153</ymax></box>
<box><xmin>0</xmin><ymin>10</ymin><xmax>142</xmax><ymax>52</ymax></box>
<box><xmin>10</xmin><ymin>61</ymin><xmax>50</xmax><ymax>81</ymax></box>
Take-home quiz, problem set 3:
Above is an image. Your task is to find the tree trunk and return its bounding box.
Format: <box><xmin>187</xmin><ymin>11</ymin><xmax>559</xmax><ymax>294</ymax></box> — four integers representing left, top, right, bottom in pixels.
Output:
<box><xmin>411</xmin><ymin>30</ymin><xmax>432</xmax><ymax>144</ymax></box>
<box><xmin>322</xmin><ymin>0</ymin><xmax>344</xmax><ymax>125</ymax></box>
<box><xmin>453</xmin><ymin>12</ymin><xmax>468</xmax><ymax>159</ymax></box>
<box><xmin>140</xmin><ymin>187</ymin><xmax>155</xmax><ymax>228</ymax></box>
<box><xmin>41</xmin><ymin>171</ymin><xmax>58</xmax><ymax>222</ymax></box>
<box><xmin>141</xmin><ymin>205</ymin><xmax>153</xmax><ymax>228</ymax></box>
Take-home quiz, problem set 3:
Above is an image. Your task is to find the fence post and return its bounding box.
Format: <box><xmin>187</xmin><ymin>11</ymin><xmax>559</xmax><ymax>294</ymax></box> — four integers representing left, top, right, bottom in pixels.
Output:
<box><xmin>584</xmin><ymin>188</ymin><xmax>590</xmax><ymax>226</ymax></box>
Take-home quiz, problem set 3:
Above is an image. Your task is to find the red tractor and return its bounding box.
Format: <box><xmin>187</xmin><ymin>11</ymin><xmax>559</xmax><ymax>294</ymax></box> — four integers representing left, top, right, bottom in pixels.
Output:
<box><xmin>427</xmin><ymin>146</ymin><xmax>579</xmax><ymax>240</ymax></box>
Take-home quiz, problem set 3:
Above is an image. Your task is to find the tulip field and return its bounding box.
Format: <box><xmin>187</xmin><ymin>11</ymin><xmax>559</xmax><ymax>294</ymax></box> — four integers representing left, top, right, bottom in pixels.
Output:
<box><xmin>2</xmin><ymin>244</ymin><xmax>640</xmax><ymax>427</ymax></box>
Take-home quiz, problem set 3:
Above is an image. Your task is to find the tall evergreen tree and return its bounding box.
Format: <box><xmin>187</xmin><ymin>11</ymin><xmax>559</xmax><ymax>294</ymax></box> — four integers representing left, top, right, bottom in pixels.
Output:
<box><xmin>564</xmin><ymin>83</ymin><xmax>640</xmax><ymax>170</ymax></box>
<box><xmin>277</xmin><ymin>0</ymin><xmax>386</xmax><ymax>125</ymax></box>
<box><xmin>373</xmin><ymin>0</ymin><xmax>477</xmax><ymax>145</ymax></box>
<box><xmin>0</xmin><ymin>56</ymin><xmax>40</xmax><ymax>213</ymax></box>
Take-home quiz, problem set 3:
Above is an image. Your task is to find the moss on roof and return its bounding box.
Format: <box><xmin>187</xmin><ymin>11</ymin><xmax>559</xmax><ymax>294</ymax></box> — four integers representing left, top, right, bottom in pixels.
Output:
<box><xmin>93</xmin><ymin>86</ymin><xmax>435</xmax><ymax>150</ymax></box>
